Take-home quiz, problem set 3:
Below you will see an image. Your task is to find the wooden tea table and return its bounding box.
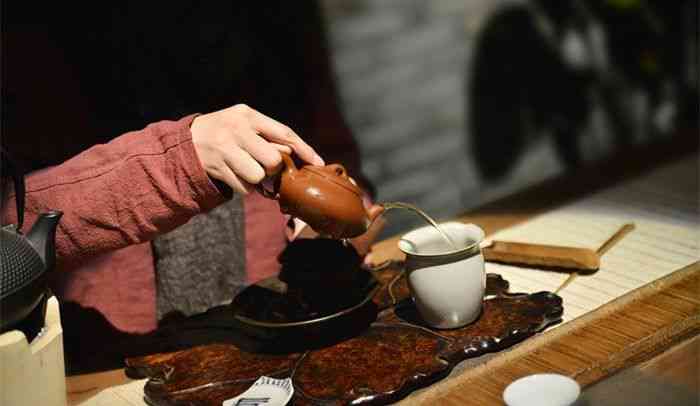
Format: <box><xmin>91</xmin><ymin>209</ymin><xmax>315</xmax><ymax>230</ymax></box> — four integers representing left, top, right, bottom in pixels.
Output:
<box><xmin>67</xmin><ymin>133</ymin><xmax>698</xmax><ymax>405</ymax></box>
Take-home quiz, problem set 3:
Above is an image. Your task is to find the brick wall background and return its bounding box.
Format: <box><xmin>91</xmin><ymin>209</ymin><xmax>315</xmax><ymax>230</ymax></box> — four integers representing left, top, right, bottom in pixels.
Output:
<box><xmin>321</xmin><ymin>0</ymin><xmax>565</xmax><ymax>237</ymax></box>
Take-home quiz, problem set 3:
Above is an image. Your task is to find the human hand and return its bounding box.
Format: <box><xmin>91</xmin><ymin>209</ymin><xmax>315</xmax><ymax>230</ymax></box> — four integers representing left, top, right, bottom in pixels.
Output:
<box><xmin>191</xmin><ymin>104</ymin><xmax>324</xmax><ymax>194</ymax></box>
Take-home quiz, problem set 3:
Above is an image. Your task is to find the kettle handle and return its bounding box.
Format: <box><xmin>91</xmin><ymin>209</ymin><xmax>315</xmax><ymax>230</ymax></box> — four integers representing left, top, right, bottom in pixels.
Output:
<box><xmin>1</xmin><ymin>148</ymin><xmax>25</xmax><ymax>231</ymax></box>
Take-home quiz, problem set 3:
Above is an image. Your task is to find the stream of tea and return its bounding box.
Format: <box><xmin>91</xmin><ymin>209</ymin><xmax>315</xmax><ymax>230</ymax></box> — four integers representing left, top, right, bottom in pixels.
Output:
<box><xmin>381</xmin><ymin>202</ymin><xmax>458</xmax><ymax>250</ymax></box>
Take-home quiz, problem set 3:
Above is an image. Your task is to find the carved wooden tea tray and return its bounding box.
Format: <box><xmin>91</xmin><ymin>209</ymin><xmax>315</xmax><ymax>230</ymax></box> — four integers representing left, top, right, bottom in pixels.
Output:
<box><xmin>125</xmin><ymin>261</ymin><xmax>563</xmax><ymax>405</ymax></box>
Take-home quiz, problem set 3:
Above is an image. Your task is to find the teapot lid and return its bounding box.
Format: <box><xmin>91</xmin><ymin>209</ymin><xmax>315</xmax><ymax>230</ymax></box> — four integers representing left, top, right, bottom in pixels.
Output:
<box><xmin>304</xmin><ymin>165</ymin><xmax>363</xmax><ymax>197</ymax></box>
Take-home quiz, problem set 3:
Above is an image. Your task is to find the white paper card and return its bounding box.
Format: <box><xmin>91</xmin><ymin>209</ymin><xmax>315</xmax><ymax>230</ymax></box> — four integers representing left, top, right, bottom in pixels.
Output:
<box><xmin>222</xmin><ymin>376</ymin><xmax>294</xmax><ymax>406</ymax></box>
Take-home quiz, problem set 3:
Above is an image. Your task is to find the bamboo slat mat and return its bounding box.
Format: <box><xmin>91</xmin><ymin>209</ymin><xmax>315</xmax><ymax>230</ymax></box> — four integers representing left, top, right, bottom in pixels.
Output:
<box><xmin>402</xmin><ymin>262</ymin><xmax>699</xmax><ymax>405</ymax></box>
<box><xmin>481</xmin><ymin>156</ymin><xmax>699</xmax><ymax>323</ymax></box>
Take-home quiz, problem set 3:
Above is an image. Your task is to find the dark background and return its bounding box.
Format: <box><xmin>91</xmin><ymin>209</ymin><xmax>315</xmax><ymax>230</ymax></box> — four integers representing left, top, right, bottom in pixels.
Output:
<box><xmin>2</xmin><ymin>0</ymin><xmax>698</xmax><ymax>238</ymax></box>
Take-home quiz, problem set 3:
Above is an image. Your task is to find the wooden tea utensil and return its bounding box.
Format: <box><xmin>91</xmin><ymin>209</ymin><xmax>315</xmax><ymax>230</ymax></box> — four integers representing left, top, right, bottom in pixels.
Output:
<box><xmin>482</xmin><ymin>241</ymin><xmax>601</xmax><ymax>272</ymax></box>
<box><xmin>555</xmin><ymin>223</ymin><xmax>636</xmax><ymax>293</ymax></box>
<box><xmin>482</xmin><ymin>223</ymin><xmax>636</xmax><ymax>275</ymax></box>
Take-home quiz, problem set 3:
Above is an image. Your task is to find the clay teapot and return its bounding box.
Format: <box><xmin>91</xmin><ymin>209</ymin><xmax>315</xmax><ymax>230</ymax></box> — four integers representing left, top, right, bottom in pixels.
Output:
<box><xmin>259</xmin><ymin>153</ymin><xmax>383</xmax><ymax>239</ymax></box>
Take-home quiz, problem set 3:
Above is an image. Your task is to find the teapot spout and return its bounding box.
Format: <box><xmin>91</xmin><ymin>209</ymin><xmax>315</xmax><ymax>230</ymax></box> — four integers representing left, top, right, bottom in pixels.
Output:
<box><xmin>26</xmin><ymin>210</ymin><xmax>63</xmax><ymax>272</ymax></box>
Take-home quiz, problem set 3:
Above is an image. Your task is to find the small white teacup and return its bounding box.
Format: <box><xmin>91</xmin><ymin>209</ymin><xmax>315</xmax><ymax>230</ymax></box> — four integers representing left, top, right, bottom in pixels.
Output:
<box><xmin>398</xmin><ymin>222</ymin><xmax>486</xmax><ymax>329</ymax></box>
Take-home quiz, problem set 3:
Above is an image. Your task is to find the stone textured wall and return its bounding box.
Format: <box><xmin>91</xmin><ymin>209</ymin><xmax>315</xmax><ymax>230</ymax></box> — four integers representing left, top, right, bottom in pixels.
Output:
<box><xmin>321</xmin><ymin>0</ymin><xmax>563</xmax><ymax>237</ymax></box>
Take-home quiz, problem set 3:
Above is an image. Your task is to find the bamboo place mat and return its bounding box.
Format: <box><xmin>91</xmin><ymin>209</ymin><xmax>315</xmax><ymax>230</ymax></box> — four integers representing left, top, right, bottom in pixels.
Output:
<box><xmin>80</xmin><ymin>156</ymin><xmax>698</xmax><ymax>405</ymax></box>
<box><xmin>402</xmin><ymin>262</ymin><xmax>699</xmax><ymax>405</ymax></box>
<box><xmin>479</xmin><ymin>156</ymin><xmax>699</xmax><ymax>323</ymax></box>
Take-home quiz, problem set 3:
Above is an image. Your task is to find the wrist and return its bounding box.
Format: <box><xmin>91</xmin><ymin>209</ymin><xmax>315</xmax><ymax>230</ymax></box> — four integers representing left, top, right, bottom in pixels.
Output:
<box><xmin>187</xmin><ymin>113</ymin><xmax>233</xmax><ymax>200</ymax></box>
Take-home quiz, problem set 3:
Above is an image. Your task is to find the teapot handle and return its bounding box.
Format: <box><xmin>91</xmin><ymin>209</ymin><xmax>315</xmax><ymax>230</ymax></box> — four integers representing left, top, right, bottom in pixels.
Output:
<box><xmin>280</xmin><ymin>152</ymin><xmax>297</xmax><ymax>175</ymax></box>
<box><xmin>256</xmin><ymin>152</ymin><xmax>298</xmax><ymax>199</ymax></box>
<box><xmin>256</xmin><ymin>182</ymin><xmax>278</xmax><ymax>199</ymax></box>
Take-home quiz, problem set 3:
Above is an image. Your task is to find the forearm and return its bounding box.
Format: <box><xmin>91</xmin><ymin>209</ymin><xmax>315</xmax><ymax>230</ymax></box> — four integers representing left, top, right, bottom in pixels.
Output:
<box><xmin>1</xmin><ymin>114</ymin><xmax>227</xmax><ymax>270</ymax></box>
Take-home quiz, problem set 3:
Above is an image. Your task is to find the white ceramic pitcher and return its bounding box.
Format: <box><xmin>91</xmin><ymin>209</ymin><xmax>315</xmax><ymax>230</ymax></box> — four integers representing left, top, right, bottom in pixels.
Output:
<box><xmin>398</xmin><ymin>222</ymin><xmax>486</xmax><ymax>329</ymax></box>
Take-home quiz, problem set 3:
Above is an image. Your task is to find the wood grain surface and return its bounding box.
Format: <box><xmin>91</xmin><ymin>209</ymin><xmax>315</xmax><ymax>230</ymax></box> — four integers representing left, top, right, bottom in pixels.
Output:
<box><xmin>482</xmin><ymin>240</ymin><xmax>600</xmax><ymax>271</ymax></box>
<box><xmin>123</xmin><ymin>265</ymin><xmax>563</xmax><ymax>406</ymax></box>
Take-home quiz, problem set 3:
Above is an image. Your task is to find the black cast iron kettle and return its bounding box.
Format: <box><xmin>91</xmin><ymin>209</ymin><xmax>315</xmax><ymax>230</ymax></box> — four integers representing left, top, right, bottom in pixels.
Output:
<box><xmin>0</xmin><ymin>155</ymin><xmax>62</xmax><ymax>341</ymax></box>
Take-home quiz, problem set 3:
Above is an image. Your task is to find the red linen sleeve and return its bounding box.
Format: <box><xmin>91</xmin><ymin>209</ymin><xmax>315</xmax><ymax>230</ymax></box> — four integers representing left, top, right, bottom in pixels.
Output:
<box><xmin>1</xmin><ymin>114</ymin><xmax>228</xmax><ymax>271</ymax></box>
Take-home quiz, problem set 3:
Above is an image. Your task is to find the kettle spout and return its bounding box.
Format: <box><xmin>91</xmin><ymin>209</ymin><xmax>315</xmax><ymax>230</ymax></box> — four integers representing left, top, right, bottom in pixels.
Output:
<box><xmin>26</xmin><ymin>210</ymin><xmax>63</xmax><ymax>271</ymax></box>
